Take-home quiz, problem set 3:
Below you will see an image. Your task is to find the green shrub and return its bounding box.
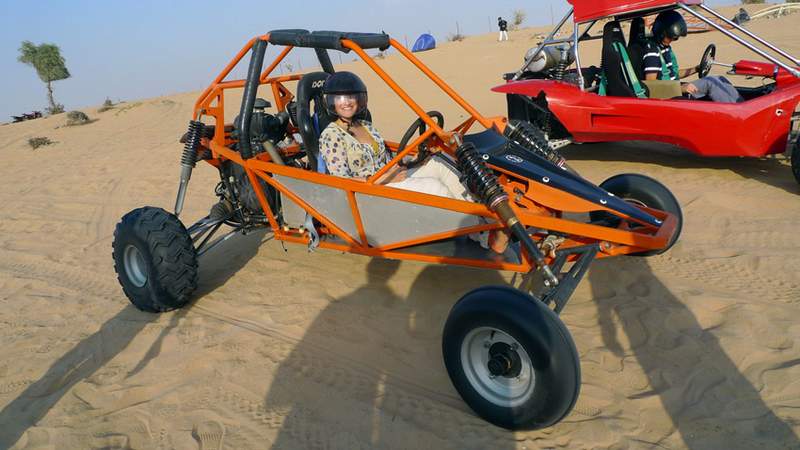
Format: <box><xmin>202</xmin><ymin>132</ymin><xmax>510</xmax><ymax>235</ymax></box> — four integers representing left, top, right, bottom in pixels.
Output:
<box><xmin>47</xmin><ymin>103</ymin><xmax>65</xmax><ymax>115</ymax></box>
<box><xmin>512</xmin><ymin>9</ymin><xmax>526</xmax><ymax>30</ymax></box>
<box><xmin>65</xmin><ymin>110</ymin><xmax>90</xmax><ymax>126</ymax></box>
<box><xmin>28</xmin><ymin>136</ymin><xmax>53</xmax><ymax>149</ymax></box>
<box><xmin>447</xmin><ymin>33</ymin><xmax>465</xmax><ymax>42</ymax></box>
<box><xmin>98</xmin><ymin>97</ymin><xmax>114</xmax><ymax>112</ymax></box>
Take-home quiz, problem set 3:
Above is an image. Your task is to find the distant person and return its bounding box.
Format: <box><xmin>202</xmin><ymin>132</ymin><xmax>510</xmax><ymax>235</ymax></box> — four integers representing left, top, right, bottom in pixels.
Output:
<box><xmin>498</xmin><ymin>17</ymin><xmax>509</xmax><ymax>41</ymax></box>
<box><xmin>641</xmin><ymin>10</ymin><xmax>743</xmax><ymax>103</ymax></box>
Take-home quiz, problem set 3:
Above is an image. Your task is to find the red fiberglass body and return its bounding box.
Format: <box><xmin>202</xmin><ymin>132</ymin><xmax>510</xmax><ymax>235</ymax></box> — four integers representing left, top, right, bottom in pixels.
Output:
<box><xmin>495</xmin><ymin>0</ymin><xmax>800</xmax><ymax>157</ymax></box>
<box><xmin>493</xmin><ymin>70</ymin><xmax>800</xmax><ymax>157</ymax></box>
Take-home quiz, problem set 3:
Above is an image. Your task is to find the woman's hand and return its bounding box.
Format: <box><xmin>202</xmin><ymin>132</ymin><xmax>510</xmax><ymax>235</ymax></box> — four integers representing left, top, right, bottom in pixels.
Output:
<box><xmin>379</xmin><ymin>165</ymin><xmax>408</xmax><ymax>183</ymax></box>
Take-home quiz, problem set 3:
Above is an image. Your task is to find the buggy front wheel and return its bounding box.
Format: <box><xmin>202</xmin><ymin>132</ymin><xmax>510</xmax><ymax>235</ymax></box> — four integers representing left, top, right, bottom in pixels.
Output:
<box><xmin>442</xmin><ymin>286</ymin><xmax>580</xmax><ymax>430</ymax></box>
<box><xmin>112</xmin><ymin>207</ymin><xmax>198</xmax><ymax>312</ymax></box>
<box><xmin>591</xmin><ymin>173</ymin><xmax>683</xmax><ymax>256</ymax></box>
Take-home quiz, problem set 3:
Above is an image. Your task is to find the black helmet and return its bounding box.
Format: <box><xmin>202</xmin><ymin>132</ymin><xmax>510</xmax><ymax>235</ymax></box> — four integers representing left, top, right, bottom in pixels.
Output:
<box><xmin>323</xmin><ymin>71</ymin><xmax>368</xmax><ymax>118</ymax></box>
<box><xmin>652</xmin><ymin>10</ymin><xmax>687</xmax><ymax>41</ymax></box>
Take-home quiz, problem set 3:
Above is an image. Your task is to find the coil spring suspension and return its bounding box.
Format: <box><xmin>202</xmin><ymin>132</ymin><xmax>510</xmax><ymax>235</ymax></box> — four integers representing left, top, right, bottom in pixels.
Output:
<box><xmin>505</xmin><ymin>120</ymin><xmax>566</xmax><ymax>169</ymax></box>
<box><xmin>174</xmin><ymin>120</ymin><xmax>206</xmax><ymax>216</ymax></box>
<box><xmin>456</xmin><ymin>142</ymin><xmax>508</xmax><ymax>209</ymax></box>
<box><xmin>552</xmin><ymin>59</ymin><xmax>567</xmax><ymax>81</ymax></box>
<box><xmin>182</xmin><ymin>120</ymin><xmax>205</xmax><ymax>168</ymax></box>
<box><xmin>455</xmin><ymin>140</ymin><xmax>559</xmax><ymax>286</ymax></box>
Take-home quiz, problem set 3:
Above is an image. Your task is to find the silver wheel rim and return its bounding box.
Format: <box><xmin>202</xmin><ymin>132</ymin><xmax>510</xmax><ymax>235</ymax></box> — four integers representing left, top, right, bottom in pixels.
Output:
<box><xmin>123</xmin><ymin>244</ymin><xmax>148</xmax><ymax>288</ymax></box>
<box><xmin>622</xmin><ymin>197</ymin><xmax>648</xmax><ymax>208</ymax></box>
<box><xmin>460</xmin><ymin>327</ymin><xmax>535</xmax><ymax>407</ymax></box>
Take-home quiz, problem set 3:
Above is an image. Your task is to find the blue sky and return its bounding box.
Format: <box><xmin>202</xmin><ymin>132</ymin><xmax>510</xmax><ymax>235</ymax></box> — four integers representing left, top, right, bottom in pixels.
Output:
<box><xmin>1</xmin><ymin>0</ymin><xmax>734</xmax><ymax>121</ymax></box>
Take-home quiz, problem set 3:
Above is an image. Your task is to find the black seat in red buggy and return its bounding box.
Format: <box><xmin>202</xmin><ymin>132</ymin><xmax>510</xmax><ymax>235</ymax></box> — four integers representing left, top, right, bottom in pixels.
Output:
<box><xmin>627</xmin><ymin>17</ymin><xmax>649</xmax><ymax>80</ymax></box>
<box><xmin>600</xmin><ymin>20</ymin><xmax>647</xmax><ymax>98</ymax></box>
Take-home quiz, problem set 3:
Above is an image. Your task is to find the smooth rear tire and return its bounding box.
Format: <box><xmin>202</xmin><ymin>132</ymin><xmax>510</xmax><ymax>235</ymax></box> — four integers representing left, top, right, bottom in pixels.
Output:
<box><xmin>442</xmin><ymin>286</ymin><xmax>580</xmax><ymax>430</ymax></box>
<box><xmin>112</xmin><ymin>207</ymin><xmax>198</xmax><ymax>312</ymax></box>
<box><xmin>591</xmin><ymin>173</ymin><xmax>682</xmax><ymax>256</ymax></box>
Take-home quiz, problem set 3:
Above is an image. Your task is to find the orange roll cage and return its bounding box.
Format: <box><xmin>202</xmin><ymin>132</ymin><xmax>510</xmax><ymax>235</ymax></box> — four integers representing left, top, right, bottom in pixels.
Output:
<box><xmin>188</xmin><ymin>32</ymin><xmax>678</xmax><ymax>273</ymax></box>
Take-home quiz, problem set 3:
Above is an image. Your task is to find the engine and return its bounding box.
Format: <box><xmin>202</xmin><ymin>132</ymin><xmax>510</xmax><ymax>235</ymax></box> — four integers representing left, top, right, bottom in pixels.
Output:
<box><xmin>232</xmin><ymin>98</ymin><xmax>290</xmax><ymax>150</ymax></box>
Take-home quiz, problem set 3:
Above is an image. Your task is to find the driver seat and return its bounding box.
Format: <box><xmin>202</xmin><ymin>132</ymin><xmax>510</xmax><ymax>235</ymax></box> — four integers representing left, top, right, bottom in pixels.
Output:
<box><xmin>627</xmin><ymin>17</ymin><xmax>649</xmax><ymax>80</ymax></box>
<box><xmin>295</xmin><ymin>71</ymin><xmax>333</xmax><ymax>173</ymax></box>
<box><xmin>599</xmin><ymin>21</ymin><xmax>648</xmax><ymax>98</ymax></box>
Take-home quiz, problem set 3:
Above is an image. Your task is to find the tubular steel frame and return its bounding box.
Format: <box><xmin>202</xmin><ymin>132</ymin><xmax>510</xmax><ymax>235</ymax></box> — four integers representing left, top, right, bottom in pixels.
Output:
<box><xmin>189</xmin><ymin>33</ymin><xmax>678</xmax><ymax>274</ymax></box>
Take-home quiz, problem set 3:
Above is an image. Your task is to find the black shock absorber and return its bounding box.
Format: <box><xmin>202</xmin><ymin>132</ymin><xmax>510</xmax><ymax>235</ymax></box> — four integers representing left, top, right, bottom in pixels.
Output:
<box><xmin>552</xmin><ymin>60</ymin><xmax>567</xmax><ymax>81</ymax></box>
<box><xmin>174</xmin><ymin>120</ymin><xmax>205</xmax><ymax>216</ymax></box>
<box><xmin>552</xmin><ymin>45</ymin><xmax>570</xmax><ymax>82</ymax></box>
<box><xmin>456</xmin><ymin>140</ymin><xmax>559</xmax><ymax>287</ymax></box>
<box><xmin>504</xmin><ymin>120</ymin><xmax>569</xmax><ymax>170</ymax></box>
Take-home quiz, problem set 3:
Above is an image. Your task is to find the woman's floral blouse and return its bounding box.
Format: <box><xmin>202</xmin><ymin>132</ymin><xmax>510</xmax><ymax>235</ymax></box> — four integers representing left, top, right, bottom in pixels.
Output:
<box><xmin>319</xmin><ymin>120</ymin><xmax>390</xmax><ymax>177</ymax></box>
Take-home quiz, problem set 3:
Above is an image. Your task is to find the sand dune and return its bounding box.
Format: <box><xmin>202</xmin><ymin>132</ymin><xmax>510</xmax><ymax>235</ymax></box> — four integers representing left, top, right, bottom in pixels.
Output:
<box><xmin>0</xmin><ymin>5</ymin><xmax>799</xmax><ymax>449</ymax></box>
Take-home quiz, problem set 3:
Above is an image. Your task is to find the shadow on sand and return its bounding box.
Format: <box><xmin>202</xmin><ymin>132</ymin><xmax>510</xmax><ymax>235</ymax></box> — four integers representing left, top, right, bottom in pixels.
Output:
<box><xmin>589</xmin><ymin>256</ymin><xmax>798</xmax><ymax>449</ymax></box>
<box><xmin>0</xmin><ymin>229</ymin><xmax>267</xmax><ymax>449</ymax></box>
<box><xmin>263</xmin><ymin>258</ymin><xmax>517</xmax><ymax>449</ymax></box>
<box><xmin>561</xmin><ymin>141</ymin><xmax>798</xmax><ymax>195</ymax></box>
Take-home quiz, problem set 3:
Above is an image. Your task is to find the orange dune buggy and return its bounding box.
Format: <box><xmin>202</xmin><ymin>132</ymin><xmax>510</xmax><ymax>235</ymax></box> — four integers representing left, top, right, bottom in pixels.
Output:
<box><xmin>112</xmin><ymin>30</ymin><xmax>681</xmax><ymax>430</ymax></box>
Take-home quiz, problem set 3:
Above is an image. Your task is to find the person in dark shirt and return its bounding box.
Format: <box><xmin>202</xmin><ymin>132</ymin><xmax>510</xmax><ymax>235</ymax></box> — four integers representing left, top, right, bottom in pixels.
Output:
<box><xmin>498</xmin><ymin>17</ymin><xmax>509</xmax><ymax>41</ymax></box>
<box><xmin>642</xmin><ymin>10</ymin><xmax>743</xmax><ymax>102</ymax></box>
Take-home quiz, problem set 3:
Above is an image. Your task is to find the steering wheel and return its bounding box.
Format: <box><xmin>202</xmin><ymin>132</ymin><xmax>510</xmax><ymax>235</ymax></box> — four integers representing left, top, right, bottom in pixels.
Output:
<box><xmin>698</xmin><ymin>44</ymin><xmax>716</xmax><ymax>78</ymax></box>
<box><xmin>397</xmin><ymin>111</ymin><xmax>444</xmax><ymax>168</ymax></box>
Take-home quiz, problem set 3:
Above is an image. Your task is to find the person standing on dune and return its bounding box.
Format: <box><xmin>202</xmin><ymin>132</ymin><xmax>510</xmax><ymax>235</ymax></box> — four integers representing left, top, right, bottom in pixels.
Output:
<box><xmin>498</xmin><ymin>17</ymin><xmax>509</xmax><ymax>42</ymax></box>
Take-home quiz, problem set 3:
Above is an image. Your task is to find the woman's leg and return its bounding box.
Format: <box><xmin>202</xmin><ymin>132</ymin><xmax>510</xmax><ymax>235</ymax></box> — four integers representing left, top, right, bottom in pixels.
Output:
<box><xmin>386</xmin><ymin>177</ymin><xmax>455</xmax><ymax>198</ymax></box>
<box><xmin>403</xmin><ymin>156</ymin><xmax>509</xmax><ymax>253</ymax></box>
<box><xmin>408</xmin><ymin>155</ymin><xmax>471</xmax><ymax>201</ymax></box>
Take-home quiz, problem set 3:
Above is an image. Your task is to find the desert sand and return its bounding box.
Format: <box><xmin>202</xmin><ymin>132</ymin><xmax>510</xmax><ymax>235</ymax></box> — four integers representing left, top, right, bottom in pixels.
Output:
<box><xmin>0</xmin><ymin>4</ymin><xmax>799</xmax><ymax>449</ymax></box>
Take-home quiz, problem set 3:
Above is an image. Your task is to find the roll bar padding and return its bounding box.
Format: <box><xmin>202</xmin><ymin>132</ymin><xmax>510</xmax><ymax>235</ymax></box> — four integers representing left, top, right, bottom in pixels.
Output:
<box><xmin>269</xmin><ymin>29</ymin><xmax>390</xmax><ymax>52</ymax></box>
<box><xmin>238</xmin><ymin>39</ymin><xmax>268</xmax><ymax>159</ymax></box>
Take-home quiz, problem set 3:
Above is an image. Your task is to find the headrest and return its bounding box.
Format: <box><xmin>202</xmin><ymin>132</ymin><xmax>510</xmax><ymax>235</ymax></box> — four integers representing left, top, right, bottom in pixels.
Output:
<box><xmin>602</xmin><ymin>21</ymin><xmax>626</xmax><ymax>47</ymax></box>
<box><xmin>297</xmin><ymin>72</ymin><xmax>330</xmax><ymax>107</ymax></box>
<box><xmin>295</xmin><ymin>71</ymin><xmax>332</xmax><ymax>172</ymax></box>
<box><xmin>630</xmin><ymin>17</ymin><xmax>646</xmax><ymax>43</ymax></box>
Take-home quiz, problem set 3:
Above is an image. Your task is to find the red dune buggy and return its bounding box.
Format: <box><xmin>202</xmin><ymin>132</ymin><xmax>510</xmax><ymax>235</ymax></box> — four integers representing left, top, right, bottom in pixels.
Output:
<box><xmin>112</xmin><ymin>30</ymin><xmax>681</xmax><ymax>429</ymax></box>
<box><xmin>499</xmin><ymin>0</ymin><xmax>800</xmax><ymax>184</ymax></box>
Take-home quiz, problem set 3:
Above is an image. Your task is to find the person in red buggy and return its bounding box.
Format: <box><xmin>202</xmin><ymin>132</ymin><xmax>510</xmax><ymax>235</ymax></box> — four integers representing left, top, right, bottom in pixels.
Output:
<box><xmin>641</xmin><ymin>10</ymin><xmax>743</xmax><ymax>102</ymax></box>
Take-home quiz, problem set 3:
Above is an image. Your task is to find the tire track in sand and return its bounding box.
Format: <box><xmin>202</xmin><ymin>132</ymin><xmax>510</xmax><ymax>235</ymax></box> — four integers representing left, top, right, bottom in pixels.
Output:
<box><xmin>647</xmin><ymin>254</ymin><xmax>800</xmax><ymax>304</ymax></box>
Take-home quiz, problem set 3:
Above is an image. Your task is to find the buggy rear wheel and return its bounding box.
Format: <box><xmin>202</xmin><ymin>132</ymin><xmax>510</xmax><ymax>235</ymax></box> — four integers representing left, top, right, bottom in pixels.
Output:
<box><xmin>112</xmin><ymin>207</ymin><xmax>198</xmax><ymax>312</ymax></box>
<box><xmin>591</xmin><ymin>173</ymin><xmax>683</xmax><ymax>256</ymax></box>
<box><xmin>442</xmin><ymin>286</ymin><xmax>580</xmax><ymax>430</ymax></box>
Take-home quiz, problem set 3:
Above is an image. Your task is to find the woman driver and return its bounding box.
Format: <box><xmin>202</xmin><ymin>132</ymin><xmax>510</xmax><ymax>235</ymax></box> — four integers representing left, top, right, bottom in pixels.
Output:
<box><xmin>317</xmin><ymin>71</ymin><xmax>508</xmax><ymax>253</ymax></box>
